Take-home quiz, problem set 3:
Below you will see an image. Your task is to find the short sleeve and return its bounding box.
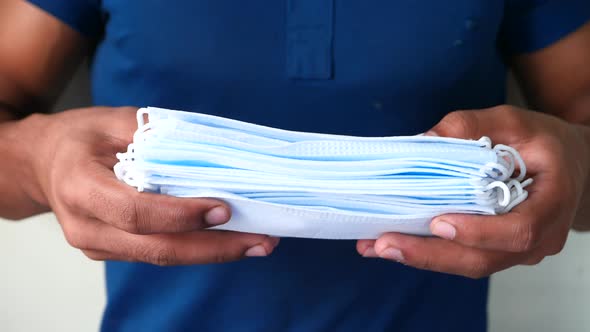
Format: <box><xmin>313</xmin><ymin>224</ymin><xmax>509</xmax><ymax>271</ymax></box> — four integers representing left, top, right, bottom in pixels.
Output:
<box><xmin>26</xmin><ymin>0</ymin><xmax>104</xmax><ymax>38</ymax></box>
<box><xmin>501</xmin><ymin>0</ymin><xmax>590</xmax><ymax>55</ymax></box>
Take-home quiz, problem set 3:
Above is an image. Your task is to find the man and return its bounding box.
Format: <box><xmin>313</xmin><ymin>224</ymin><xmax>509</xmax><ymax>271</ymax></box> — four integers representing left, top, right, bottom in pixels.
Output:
<box><xmin>1</xmin><ymin>0</ymin><xmax>589</xmax><ymax>331</ymax></box>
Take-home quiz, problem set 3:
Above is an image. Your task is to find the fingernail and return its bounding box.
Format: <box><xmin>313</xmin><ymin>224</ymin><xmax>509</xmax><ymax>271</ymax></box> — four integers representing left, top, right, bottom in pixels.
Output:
<box><xmin>363</xmin><ymin>247</ymin><xmax>378</xmax><ymax>258</ymax></box>
<box><xmin>431</xmin><ymin>220</ymin><xmax>456</xmax><ymax>240</ymax></box>
<box><xmin>205</xmin><ymin>206</ymin><xmax>230</xmax><ymax>226</ymax></box>
<box><xmin>380</xmin><ymin>248</ymin><xmax>405</xmax><ymax>262</ymax></box>
<box><xmin>245</xmin><ymin>245</ymin><xmax>268</xmax><ymax>257</ymax></box>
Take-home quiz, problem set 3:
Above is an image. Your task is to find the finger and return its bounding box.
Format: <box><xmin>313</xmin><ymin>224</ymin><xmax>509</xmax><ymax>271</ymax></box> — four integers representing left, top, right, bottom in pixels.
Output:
<box><xmin>521</xmin><ymin>253</ymin><xmax>546</xmax><ymax>266</ymax></box>
<box><xmin>66</xmin><ymin>216</ymin><xmax>281</xmax><ymax>265</ymax></box>
<box><xmin>70</xmin><ymin>162</ymin><xmax>231</xmax><ymax>234</ymax></box>
<box><xmin>356</xmin><ymin>239</ymin><xmax>377</xmax><ymax>257</ymax></box>
<box><xmin>428</xmin><ymin>107</ymin><xmax>565</xmax><ymax>180</ymax></box>
<box><xmin>427</xmin><ymin>106</ymin><xmax>529</xmax><ymax>144</ymax></box>
<box><xmin>103</xmin><ymin>107</ymin><xmax>141</xmax><ymax>138</ymax></box>
<box><xmin>429</xmin><ymin>175</ymin><xmax>559</xmax><ymax>252</ymax></box>
<box><xmin>59</xmin><ymin>107</ymin><xmax>139</xmax><ymax>154</ymax></box>
<box><xmin>373</xmin><ymin>233</ymin><xmax>524</xmax><ymax>278</ymax></box>
<box><xmin>429</xmin><ymin>213</ymin><xmax>538</xmax><ymax>253</ymax></box>
<box><xmin>89</xmin><ymin>106</ymin><xmax>139</xmax><ymax>140</ymax></box>
<box><xmin>81</xmin><ymin>249</ymin><xmax>126</xmax><ymax>262</ymax></box>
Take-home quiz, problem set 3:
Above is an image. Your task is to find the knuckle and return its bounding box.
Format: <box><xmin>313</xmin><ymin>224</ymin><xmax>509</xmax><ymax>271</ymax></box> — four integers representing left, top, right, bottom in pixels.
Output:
<box><xmin>533</xmin><ymin>135</ymin><xmax>562</xmax><ymax>161</ymax></box>
<box><xmin>492</xmin><ymin>105</ymin><xmax>528</xmax><ymax>133</ymax></box>
<box><xmin>512</xmin><ymin>220</ymin><xmax>539</xmax><ymax>252</ymax></box>
<box><xmin>494</xmin><ymin>104</ymin><xmax>517</xmax><ymax>117</ymax></box>
<box><xmin>168</xmin><ymin>205</ymin><xmax>198</xmax><ymax>229</ymax></box>
<box><xmin>161</xmin><ymin>198</ymin><xmax>220</xmax><ymax>232</ymax></box>
<box><xmin>467</xmin><ymin>258</ymin><xmax>492</xmax><ymax>279</ymax></box>
<box><xmin>498</xmin><ymin>105</ymin><xmax>521</xmax><ymax>128</ymax></box>
<box><xmin>59</xmin><ymin>184</ymin><xmax>83</xmax><ymax>212</ymax></box>
<box><xmin>438</xmin><ymin>111</ymin><xmax>477</xmax><ymax>138</ymax></box>
<box><xmin>415</xmin><ymin>254</ymin><xmax>436</xmax><ymax>272</ymax></box>
<box><xmin>148</xmin><ymin>245</ymin><xmax>178</xmax><ymax>267</ymax></box>
<box><xmin>116</xmin><ymin>199</ymin><xmax>144</xmax><ymax>234</ymax></box>
<box><xmin>213</xmin><ymin>250</ymin><xmax>234</xmax><ymax>264</ymax></box>
<box><xmin>87</xmin><ymin>188</ymin><xmax>148</xmax><ymax>234</ymax></box>
<box><xmin>62</xmin><ymin>223</ymin><xmax>87</xmax><ymax>249</ymax></box>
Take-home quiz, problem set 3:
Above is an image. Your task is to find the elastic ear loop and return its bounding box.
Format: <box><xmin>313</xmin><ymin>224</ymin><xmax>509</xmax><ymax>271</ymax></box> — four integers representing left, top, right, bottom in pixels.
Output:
<box><xmin>497</xmin><ymin>150</ymin><xmax>515</xmax><ymax>178</ymax></box>
<box><xmin>478</xmin><ymin>136</ymin><xmax>492</xmax><ymax>149</ymax></box>
<box><xmin>474</xmin><ymin>188</ymin><xmax>503</xmax><ymax>207</ymax></box>
<box><xmin>485</xmin><ymin>181</ymin><xmax>511</xmax><ymax>207</ymax></box>
<box><xmin>473</xmin><ymin>178</ymin><xmax>504</xmax><ymax>206</ymax></box>
<box><xmin>114</xmin><ymin>143</ymin><xmax>148</xmax><ymax>192</ymax></box>
<box><xmin>114</xmin><ymin>143</ymin><xmax>135</xmax><ymax>181</ymax></box>
<box><xmin>122</xmin><ymin>168</ymin><xmax>146</xmax><ymax>192</ymax></box>
<box><xmin>494</xmin><ymin>144</ymin><xmax>526</xmax><ymax>182</ymax></box>
<box><xmin>481</xmin><ymin>162</ymin><xmax>511</xmax><ymax>181</ymax></box>
<box><xmin>115</xmin><ymin>144</ymin><xmax>135</xmax><ymax>164</ymax></box>
<box><xmin>114</xmin><ymin>165</ymin><xmax>146</xmax><ymax>192</ymax></box>
<box><xmin>113</xmin><ymin>162</ymin><xmax>125</xmax><ymax>181</ymax></box>
<box><xmin>132</xmin><ymin>108</ymin><xmax>155</xmax><ymax>142</ymax></box>
<box><xmin>133</xmin><ymin>122</ymin><xmax>153</xmax><ymax>143</ymax></box>
<box><xmin>497</xmin><ymin>178</ymin><xmax>534</xmax><ymax>213</ymax></box>
<box><xmin>137</xmin><ymin>108</ymin><xmax>150</xmax><ymax>127</ymax></box>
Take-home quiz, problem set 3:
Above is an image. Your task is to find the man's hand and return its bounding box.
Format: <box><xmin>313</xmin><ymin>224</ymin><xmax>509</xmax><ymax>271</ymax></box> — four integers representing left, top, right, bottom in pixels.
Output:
<box><xmin>23</xmin><ymin>107</ymin><xmax>279</xmax><ymax>265</ymax></box>
<box><xmin>357</xmin><ymin>105</ymin><xmax>590</xmax><ymax>278</ymax></box>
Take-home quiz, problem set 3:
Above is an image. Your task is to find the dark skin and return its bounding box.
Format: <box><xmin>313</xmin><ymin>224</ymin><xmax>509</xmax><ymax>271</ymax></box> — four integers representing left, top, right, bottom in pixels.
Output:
<box><xmin>0</xmin><ymin>0</ymin><xmax>280</xmax><ymax>265</ymax></box>
<box><xmin>1</xmin><ymin>1</ymin><xmax>590</xmax><ymax>275</ymax></box>
<box><xmin>359</xmin><ymin>22</ymin><xmax>590</xmax><ymax>277</ymax></box>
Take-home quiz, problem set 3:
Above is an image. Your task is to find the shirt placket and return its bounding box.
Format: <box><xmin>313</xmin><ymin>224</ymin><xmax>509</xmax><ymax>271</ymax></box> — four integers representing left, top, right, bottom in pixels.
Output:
<box><xmin>286</xmin><ymin>0</ymin><xmax>334</xmax><ymax>80</ymax></box>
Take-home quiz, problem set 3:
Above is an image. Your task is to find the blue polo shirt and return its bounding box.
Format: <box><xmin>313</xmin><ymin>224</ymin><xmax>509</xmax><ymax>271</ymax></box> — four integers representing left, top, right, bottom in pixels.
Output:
<box><xmin>29</xmin><ymin>1</ymin><xmax>590</xmax><ymax>331</ymax></box>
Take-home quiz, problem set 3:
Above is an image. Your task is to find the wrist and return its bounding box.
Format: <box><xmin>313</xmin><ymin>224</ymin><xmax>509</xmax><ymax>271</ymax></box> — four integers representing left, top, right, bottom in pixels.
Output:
<box><xmin>10</xmin><ymin>113</ymin><xmax>53</xmax><ymax>210</ymax></box>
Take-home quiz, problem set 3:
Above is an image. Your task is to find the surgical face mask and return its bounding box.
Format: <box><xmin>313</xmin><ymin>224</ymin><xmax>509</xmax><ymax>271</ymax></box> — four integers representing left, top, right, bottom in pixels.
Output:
<box><xmin>114</xmin><ymin>107</ymin><xmax>532</xmax><ymax>239</ymax></box>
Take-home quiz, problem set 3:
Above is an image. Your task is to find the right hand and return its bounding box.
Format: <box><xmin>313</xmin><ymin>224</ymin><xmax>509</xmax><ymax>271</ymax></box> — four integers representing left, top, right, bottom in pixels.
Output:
<box><xmin>24</xmin><ymin>106</ymin><xmax>280</xmax><ymax>265</ymax></box>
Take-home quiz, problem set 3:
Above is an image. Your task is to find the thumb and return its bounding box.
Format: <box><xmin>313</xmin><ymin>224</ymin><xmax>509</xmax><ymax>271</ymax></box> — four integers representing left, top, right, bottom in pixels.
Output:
<box><xmin>427</xmin><ymin>106</ymin><xmax>523</xmax><ymax>143</ymax></box>
<box><xmin>427</xmin><ymin>110</ymin><xmax>483</xmax><ymax>139</ymax></box>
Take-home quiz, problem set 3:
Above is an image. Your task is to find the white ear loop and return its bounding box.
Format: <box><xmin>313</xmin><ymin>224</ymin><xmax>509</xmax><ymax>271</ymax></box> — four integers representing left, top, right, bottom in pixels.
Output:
<box><xmin>478</xmin><ymin>136</ymin><xmax>492</xmax><ymax>149</ymax></box>
<box><xmin>496</xmin><ymin>178</ymin><xmax>534</xmax><ymax>213</ymax></box>
<box><xmin>477</xmin><ymin>142</ymin><xmax>531</xmax><ymax>212</ymax></box>
<box><xmin>479</xmin><ymin>143</ymin><xmax>527</xmax><ymax>183</ymax></box>
<box><xmin>485</xmin><ymin>181</ymin><xmax>511</xmax><ymax>207</ymax></box>
<box><xmin>115</xmin><ymin>144</ymin><xmax>151</xmax><ymax>192</ymax></box>
<box><xmin>481</xmin><ymin>162</ymin><xmax>511</xmax><ymax>181</ymax></box>
<box><xmin>136</xmin><ymin>108</ymin><xmax>150</xmax><ymax>127</ymax></box>
<box><xmin>496</xmin><ymin>150</ymin><xmax>515</xmax><ymax>178</ymax></box>
<box><xmin>123</xmin><ymin>168</ymin><xmax>146</xmax><ymax>192</ymax></box>
<box><xmin>494</xmin><ymin>144</ymin><xmax>526</xmax><ymax>182</ymax></box>
<box><xmin>133</xmin><ymin>114</ymin><xmax>154</xmax><ymax>143</ymax></box>
<box><xmin>520</xmin><ymin>177</ymin><xmax>534</xmax><ymax>189</ymax></box>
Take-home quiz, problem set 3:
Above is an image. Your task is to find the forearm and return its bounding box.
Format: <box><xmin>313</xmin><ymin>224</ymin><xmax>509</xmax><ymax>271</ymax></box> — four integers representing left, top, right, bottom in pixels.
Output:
<box><xmin>0</xmin><ymin>108</ymin><xmax>49</xmax><ymax>220</ymax></box>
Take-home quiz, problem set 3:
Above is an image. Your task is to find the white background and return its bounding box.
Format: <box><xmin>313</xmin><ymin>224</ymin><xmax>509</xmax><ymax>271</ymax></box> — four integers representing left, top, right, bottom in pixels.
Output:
<box><xmin>0</xmin><ymin>68</ymin><xmax>588</xmax><ymax>332</ymax></box>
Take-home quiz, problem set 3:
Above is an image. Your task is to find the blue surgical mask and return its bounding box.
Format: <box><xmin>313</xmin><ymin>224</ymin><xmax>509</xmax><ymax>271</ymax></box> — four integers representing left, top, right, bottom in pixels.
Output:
<box><xmin>115</xmin><ymin>107</ymin><xmax>531</xmax><ymax>239</ymax></box>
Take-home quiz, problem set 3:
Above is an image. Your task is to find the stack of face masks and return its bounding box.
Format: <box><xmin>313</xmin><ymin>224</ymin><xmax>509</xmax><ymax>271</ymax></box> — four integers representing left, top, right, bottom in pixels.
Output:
<box><xmin>114</xmin><ymin>107</ymin><xmax>532</xmax><ymax>239</ymax></box>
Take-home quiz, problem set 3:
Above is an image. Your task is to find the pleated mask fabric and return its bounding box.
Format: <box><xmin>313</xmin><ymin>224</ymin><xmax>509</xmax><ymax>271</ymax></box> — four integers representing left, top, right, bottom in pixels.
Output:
<box><xmin>114</xmin><ymin>107</ymin><xmax>532</xmax><ymax>239</ymax></box>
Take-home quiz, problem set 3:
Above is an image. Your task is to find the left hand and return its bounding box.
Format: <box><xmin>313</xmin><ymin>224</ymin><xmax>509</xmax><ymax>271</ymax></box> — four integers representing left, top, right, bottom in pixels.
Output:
<box><xmin>357</xmin><ymin>105</ymin><xmax>590</xmax><ymax>278</ymax></box>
